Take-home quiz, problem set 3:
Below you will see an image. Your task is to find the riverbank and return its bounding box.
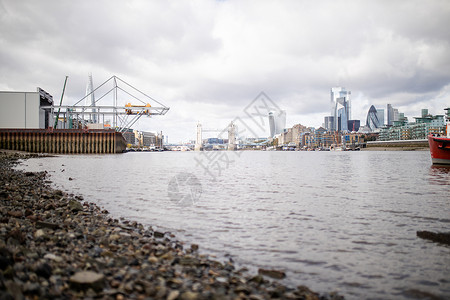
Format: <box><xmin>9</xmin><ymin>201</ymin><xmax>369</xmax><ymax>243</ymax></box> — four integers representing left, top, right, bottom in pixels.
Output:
<box><xmin>365</xmin><ymin>139</ymin><xmax>429</xmax><ymax>151</ymax></box>
<box><xmin>362</xmin><ymin>147</ymin><xmax>429</xmax><ymax>151</ymax></box>
<box><xmin>0</xmin><ymin>151</ymin><xmax>343</xmax><ymax>299</ymax></box>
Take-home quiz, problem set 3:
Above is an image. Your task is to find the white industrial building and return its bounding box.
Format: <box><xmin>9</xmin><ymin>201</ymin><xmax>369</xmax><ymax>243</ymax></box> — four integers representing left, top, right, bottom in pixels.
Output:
<box><xmin>0</xmin><ymin>88</ymin><xmax>54</xmax><ymax>129</ymax></box>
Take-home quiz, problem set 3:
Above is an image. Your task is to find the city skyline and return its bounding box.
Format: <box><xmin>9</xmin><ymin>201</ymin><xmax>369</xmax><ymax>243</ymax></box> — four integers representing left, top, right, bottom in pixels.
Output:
<box><xmin>1</xmin><ymin>1</ymin><xmax>449</xmax><ymax>143</ymax></box>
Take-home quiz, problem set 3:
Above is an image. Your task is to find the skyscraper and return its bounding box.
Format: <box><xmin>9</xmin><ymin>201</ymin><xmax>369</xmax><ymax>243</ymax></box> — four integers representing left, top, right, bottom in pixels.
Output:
<box><xmin>268</xmin><ymin>112</ymin><xmax>275</xmax><ymax>137</ymax></box>
<box><xmin>366</xmin><ymin>105</ymin><xmax>381</xmax><ymax>131</ymax></box>
<box><xmin>331</xmin><ymin>87</ymin><xmax>351</xmax><ymax>131</ymax></box>
<box><xmin>393</xmin><ymin>108</ymin><xmax>399</xmax><ymax>123</ymax></box>
<box><xmin>268</xmin><ymin>110</ymin><xmax>286</xmax><ymax>137</ymax></box>
<box><xmin>85</xmin><ymin>73</ymin><xmax>97</xmax><ymax>123</ymax></box>
<box><xmin>387</xmin><ymin>104</ymin><xmax>394</xmax><ymax>126</ymax></box>
<box><xmin>324</xmin><ymin>116</ymin><xmax>334</xmax><ymax>131</ymax></box>
<box><xmin>376</xmin><ymin>108</ymin><xmax>385</xmax><ymax>127</ymax></box>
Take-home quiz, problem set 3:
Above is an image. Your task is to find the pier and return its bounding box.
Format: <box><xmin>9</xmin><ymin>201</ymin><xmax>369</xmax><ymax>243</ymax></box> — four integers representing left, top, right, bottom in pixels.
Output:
<box><xmin>0</xmin><ymin>129</ymin><xmax>127</xmax><ymax>154</ymax></box>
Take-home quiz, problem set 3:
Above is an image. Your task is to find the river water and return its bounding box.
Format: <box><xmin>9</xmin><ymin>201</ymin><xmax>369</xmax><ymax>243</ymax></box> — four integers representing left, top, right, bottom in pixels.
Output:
<box><xmin>18</xmin><ymin>151</ymin><xmax>450</xmax><ymax>299</ymax></box>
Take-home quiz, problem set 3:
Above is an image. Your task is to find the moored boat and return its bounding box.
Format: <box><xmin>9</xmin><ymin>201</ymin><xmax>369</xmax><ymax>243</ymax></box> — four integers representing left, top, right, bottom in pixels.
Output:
<box><xmin>428</xmin><ymin>108</ymin><xmax>450</xmax><ymax>165</ymax></box>
<box><xmin>428</xmin><ymin>135</ymin><xmax>450</xmax><ymax>165</ymax></box>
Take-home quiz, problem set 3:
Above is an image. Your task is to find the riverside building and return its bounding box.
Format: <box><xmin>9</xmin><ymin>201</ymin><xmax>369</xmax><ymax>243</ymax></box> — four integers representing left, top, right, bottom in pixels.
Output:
<box><xmin>0</xmin><ymin>88</ymin><xmax>54</xmax><ymax>129</ymax></box>
<box><xmin>378</xmin><ymin>109</ymin><xmax>446</xmax><ymax>141</ymax></box>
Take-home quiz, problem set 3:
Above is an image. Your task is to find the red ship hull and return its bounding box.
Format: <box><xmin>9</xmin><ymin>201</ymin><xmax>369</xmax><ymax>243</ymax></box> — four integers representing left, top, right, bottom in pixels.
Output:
<box><xmin>428</xmin><ymin>135</ymin><xmax>450</xmax><ymax>165</ymax></box>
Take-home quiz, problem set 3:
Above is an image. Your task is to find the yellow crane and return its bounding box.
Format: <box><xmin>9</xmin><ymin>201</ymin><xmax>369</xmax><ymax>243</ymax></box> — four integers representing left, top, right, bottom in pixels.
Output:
<box><xmin>125</xmin><ymin>103</ymin><xmax>151</xmax><ymax>115</ymax></box>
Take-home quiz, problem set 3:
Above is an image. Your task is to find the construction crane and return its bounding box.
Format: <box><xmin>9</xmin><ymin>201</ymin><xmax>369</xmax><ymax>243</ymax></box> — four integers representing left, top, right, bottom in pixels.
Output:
<box><xmin>125</xmin><ymin>103</ymin><xmax>151</xmax><ymax>115</ymax></box>
<box><xmin>43</xmin><ymin>75</ymin><xmax>169</xmax><ymax>132</ymax></box>
<box><xmin>54</xmin><ymin>76</ymin><xmax>68</xmax><ymax>129</ymax></box>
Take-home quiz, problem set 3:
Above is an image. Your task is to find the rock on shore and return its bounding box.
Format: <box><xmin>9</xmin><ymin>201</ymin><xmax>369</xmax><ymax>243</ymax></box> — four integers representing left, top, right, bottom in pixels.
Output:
<box><xmin>0</xmin><ymin>151</ymin><xmax>344</xmax><ymax>299</ymax></box>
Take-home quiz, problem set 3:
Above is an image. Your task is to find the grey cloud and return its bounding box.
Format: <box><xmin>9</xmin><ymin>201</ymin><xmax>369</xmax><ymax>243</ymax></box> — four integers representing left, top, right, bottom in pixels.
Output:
<box><xmin>1</xmin><ymin>0</ymin><xmax>450</xmax><ymax>142</ymax></box>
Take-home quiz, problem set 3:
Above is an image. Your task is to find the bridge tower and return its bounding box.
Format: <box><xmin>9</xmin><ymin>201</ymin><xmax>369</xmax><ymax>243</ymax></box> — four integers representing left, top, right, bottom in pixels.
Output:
<box><xmin>228</xmin><ymin>122</ymin><xmax>236</xmax><ymax>151</ymax></box>
<box><xmin>195</xmin><ymin>123</ymin><xmax>203</xmax><ymax>151</ymax></box>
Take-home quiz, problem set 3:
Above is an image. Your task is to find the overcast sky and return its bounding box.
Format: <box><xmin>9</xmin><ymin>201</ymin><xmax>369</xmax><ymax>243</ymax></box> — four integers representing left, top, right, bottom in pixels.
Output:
<box><xmin>1</xmin><ymin>0</ymin><xmax>450</xmax><ymax>143</ymax></box>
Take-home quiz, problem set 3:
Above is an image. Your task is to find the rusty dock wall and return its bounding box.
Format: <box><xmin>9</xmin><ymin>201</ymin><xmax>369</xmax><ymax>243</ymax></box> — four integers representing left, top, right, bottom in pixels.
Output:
<box><xmin>0</xmin><ymin>129</ymin><xmax>127</xmax><ymax>154</ymax></box>
<box><xmin>366</xmin><ymin>139</ymin><xmax>429</xmax><ymax>149</ymax></box>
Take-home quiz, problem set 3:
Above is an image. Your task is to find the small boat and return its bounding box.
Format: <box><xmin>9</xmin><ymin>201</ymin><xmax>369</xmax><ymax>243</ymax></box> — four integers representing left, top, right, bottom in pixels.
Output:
<box><xmin>428</xmin><ymin>108</ymin><xmax>450</xmax><ymax>165</ymax></box>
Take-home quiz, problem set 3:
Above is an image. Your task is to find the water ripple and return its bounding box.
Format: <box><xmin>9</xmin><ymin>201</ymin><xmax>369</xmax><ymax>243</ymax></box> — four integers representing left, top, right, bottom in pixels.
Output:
<box><xmin>17</xmin><ymin>151</ymin><xmax>450</xmax><ymax>300</ymax></box>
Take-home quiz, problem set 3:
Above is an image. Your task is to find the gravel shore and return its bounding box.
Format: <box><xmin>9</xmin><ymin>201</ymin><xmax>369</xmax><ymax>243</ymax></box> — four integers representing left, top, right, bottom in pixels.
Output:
<box><xmin>0</xmin><ymin>151</ymin><xmax>343</xmax><ymax>299</ymax></box>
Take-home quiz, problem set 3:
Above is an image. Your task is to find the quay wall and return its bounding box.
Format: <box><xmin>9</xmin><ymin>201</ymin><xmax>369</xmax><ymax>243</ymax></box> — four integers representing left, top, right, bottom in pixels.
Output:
<box><xmin>0</xmin><ymin>129</ymin><xmax>127</xmax><ymax>154</ymax></box>
<box><xmin>366</xmin><ymin>139</ymin><xmax>428</xmax><ymax>149</ymax></box>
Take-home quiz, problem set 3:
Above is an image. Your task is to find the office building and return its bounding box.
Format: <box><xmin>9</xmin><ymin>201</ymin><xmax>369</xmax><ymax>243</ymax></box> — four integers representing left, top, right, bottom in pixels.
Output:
<box><xmin>347</xmin><ymin>120</ymin><xmax>360</xmax><ymax>132</ymax></box>
<box><xmin>268</xmin><ymin>110</ymin><xmax>286</xmax><ymax>137</ymax></box>
<box><xmin>387</xmin><ymin>104</ymin><xmax>402</xmax><ymax>126</ymax></box>
<box><xmin>134</xmin><ymin>130</ymin><xmax>158</xmax><ymax>147</ymax></box>
<box><xmin>387</xmin><ymin>104</ymin><xmax>394</xmax><ymax>126</ymax></box>
<box><xmin>324</xmin><ymin>116</ymin><xmax>334</xmax><ymax>131</ymax></box>
<box><xmin>122</xmin><ymin>128</ymin><xmax>136</xmax><ymax>145</ymax></box>
<box><xmin>377</xmin><ymin>108</ymin><xmax>385</xmax><ymax>127</ymax></box>
<box><xmin>393</xmin><ymin>109</ymin><xmax>399</xmax><ymax>123</ymax></box>
<box><xmin>331</xmin><ymin>87</ymin><xmax>351</xmax><ymax>131</ymax></box>
<box><xmin>366</xmin><ymin>105</ymin><xmax>382</xmax><ymax>131</ymax></box>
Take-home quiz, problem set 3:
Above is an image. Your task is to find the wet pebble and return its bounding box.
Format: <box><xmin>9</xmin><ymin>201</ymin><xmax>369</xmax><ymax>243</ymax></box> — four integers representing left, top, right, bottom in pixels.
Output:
<box><xmin>0</xmin><ymin>151</ymin><xmax>343</xmax><ymax>299</ymax></box>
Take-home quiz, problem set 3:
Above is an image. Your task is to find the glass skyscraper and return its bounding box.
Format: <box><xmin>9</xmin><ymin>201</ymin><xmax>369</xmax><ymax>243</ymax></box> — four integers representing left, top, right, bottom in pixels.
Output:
<box><xmin>387</xmin><ymin>104</ymin><xmax>394</xmax><ymax>126</ymax></box>
<box><xmin>268</xmin><ymin>110</ymin><xmax>286</xmax><ymax>138</ymax></box>
<box><xmin>377</xmin><ymin>108</ymin><xmax>385</xmax><ymax>127</ymax></box>
<box><xmin>324</xmin><ymin>116</ymin><xmax>334</xmax><ymax>131</ymax></box>
<box><xmin>331</xmin><ymin>87</ymin><xmax>351</xmax><ymax>132</ymax></box>
<box><xmin>366</xmin><ymin>105</ymin><xmax>381</xmax><ymax>131</ymax></box>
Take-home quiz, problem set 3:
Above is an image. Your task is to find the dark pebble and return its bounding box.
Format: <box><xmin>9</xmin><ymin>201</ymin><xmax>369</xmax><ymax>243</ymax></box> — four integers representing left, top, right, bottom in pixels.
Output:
<box><xmin>258</xmin><ymin>268</ymin><xmax>286</xmax><ymax>279</ymax></box>
<box><xmin>0</xmin><ymin>151</ymin><xmax>343</xmax><ymax>300</ymax></box>
<box><xmin>154</xmin><ymin>231</ymin><xmax>165</xmax><ymax>238</ymax></box>
<box><xmin>35</xmin><ymin>263</ymin><xmax>52</xmax><ymax>279</ymax></box>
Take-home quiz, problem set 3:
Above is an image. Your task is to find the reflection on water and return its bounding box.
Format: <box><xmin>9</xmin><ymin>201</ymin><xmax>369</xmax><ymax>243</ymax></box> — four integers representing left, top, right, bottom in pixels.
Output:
<box><xmin>18</xmin><ymin>151</ymin><xmax>450</xmax><ymax>300</ymax></box>
<box><xmin>429</xmin><ymin>165</ymin><xmax>450</xmax><ymax>185</ymax></box>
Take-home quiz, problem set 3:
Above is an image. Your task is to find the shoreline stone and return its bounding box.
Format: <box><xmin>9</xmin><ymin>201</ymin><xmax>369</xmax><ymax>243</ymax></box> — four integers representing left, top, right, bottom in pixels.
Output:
<box><xmin>70</xmin><ymin>271</ymin><xmax>105</xmax><ymax>291</ymax></box>
<box><xmin>258</xmin><ymin>269</ymin><xmax>286</xmax><ymax>280</ymax></box>
<box><xmin>0</xmin><ymin>150</ymin><xmax>344</xmax><ymax>299</ymax></box>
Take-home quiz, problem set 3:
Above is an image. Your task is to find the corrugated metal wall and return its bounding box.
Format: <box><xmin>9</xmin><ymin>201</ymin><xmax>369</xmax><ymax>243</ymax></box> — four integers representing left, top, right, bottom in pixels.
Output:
<box><xmin>0</xmin><ymin>129</ymin><xmax>127</xmax><ymax>154</ymax></box>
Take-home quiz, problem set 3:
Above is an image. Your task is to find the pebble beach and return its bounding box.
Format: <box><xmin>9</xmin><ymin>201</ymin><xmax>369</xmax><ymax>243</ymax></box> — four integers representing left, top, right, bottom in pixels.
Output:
<box><xmin>0</xmin><ymin>151</ymin><xmax>343</xmax><ymax>299</ymax></box>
